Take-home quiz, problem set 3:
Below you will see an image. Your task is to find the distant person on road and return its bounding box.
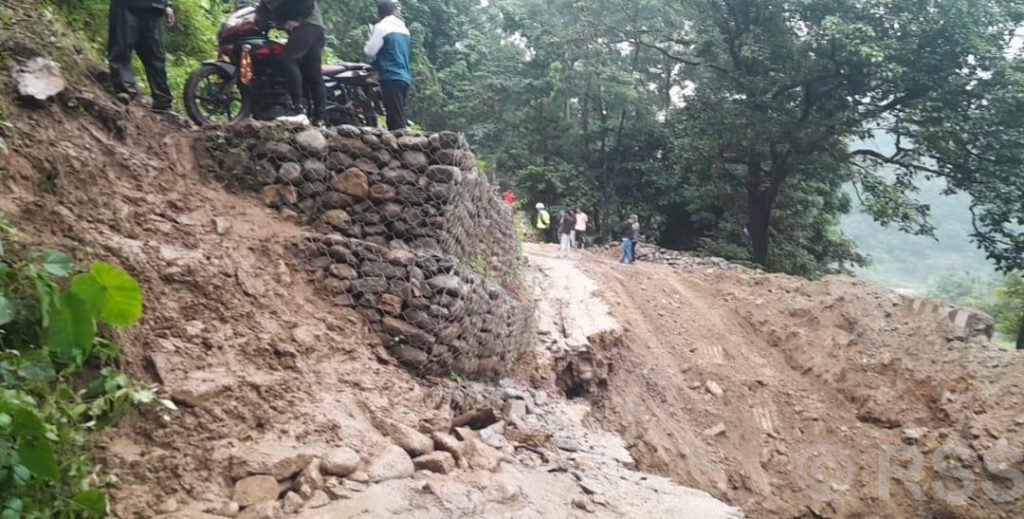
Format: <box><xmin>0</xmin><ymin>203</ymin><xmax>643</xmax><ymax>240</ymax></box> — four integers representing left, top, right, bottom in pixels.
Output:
<box><xmin>619</xmin><ymin>215</ymin><xmax>638</xmax><ymax>264</ymax></box>
<box><xmin>108</xmin><ymin>0</ymin><xmax>176</xmax><ymax>111</ymax></box>
<box><xmin>573</xmin><ymin>207</ymin><xmax>589</xmax><ymax>249</ymax></box>
<box><xmin>535</xmin><ymin>203</ymin><xmax>551</xmax><ymax>242</ymax></box>
<box><xmin>559</xmin><ymin>209</ymin><xmax>576</xmax><ymax>257</ymax></box>
<box><xmin>365</xmin><ymin>0</ymin><xmax>412</xmax><ymax>131</ymax></box>
<box><xmin>631</xmin><ymin>214</ymin><xmax>641</xmax><ymax>260</ymax></box>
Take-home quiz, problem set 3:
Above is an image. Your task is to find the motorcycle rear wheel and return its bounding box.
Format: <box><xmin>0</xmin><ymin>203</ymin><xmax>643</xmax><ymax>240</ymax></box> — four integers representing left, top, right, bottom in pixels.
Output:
<box><xmin>184</xmin><ymin>64</ymin><xmax>251</xmax><ymax>126</ymax></box>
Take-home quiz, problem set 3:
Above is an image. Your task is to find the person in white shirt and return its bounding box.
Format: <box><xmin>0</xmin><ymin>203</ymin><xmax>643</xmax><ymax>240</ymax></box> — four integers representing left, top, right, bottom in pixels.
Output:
<box><xmin>364</xmin><ymin>1</ymin><xmax>412</xmax><ymax>131</ymax></box>
<box><xmin>572</xmin><ymin>208</ymin><xmax>589</xmax><ymax>249</ymax></box>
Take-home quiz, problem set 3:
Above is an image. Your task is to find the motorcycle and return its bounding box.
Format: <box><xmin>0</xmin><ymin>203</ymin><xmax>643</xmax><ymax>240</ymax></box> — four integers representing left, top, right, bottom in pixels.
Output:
<box><xmin>183</xmin><ymin>6</ymin><xmax>382</xmax><ymax>127</ymax></box>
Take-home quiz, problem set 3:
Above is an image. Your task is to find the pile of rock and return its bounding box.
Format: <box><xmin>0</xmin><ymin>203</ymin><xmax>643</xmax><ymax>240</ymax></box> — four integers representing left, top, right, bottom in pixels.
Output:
<box><xmin>185</xmin><ymin>427</ymin><xmax>482</xmax><ymax>517</ymax></box>
<box><xmin>199</xmin><ymin>123</ymin><xmax>533</xmax><ymax>380</ymax></box>
<box><xmin>606</xmin><ymin>241</ymin><xmax>755</xmax><ymax>270</ymax></box>
<box><xmin>299</xmin><ymin>234</ymin><xmax>531</xmax><ymax>378</ymax></box>
<box><xmin>200</xmin><ymin>123</ymin><xmax>523</xmax><ymax>292</ymax></box>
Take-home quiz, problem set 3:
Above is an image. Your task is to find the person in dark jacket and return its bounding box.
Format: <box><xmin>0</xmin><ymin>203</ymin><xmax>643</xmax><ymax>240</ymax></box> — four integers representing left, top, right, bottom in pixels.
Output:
<box><xmin>558</xmin><ymin>209</ymin><xmax>576</xmax><ymax>257</ymax></box>
<box><xmin>365</xmin><ymin>0</ymin><xmax>412</xmax><ymax>131</ymax></box>
<box><xmin>108</xmin><ymin>0</ymin><xmax>175</xmax><ymax>111</ymax></box>
<box><xmin>619</xmin><ymin>215</ymin><xmax>638</xmax><ymax>264</ymax></box>
<box><xmin>257</xmin><ymin>0</ymin><xmax>326</xmax><ymax>124</ymax></box>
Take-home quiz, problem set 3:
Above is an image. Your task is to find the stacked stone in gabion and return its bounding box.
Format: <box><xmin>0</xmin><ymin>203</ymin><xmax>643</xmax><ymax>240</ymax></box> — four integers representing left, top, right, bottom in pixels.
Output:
<box><xmin>200</xmin><ymin>122</ymin><xmax>531</xmax><ymax>380</ymax></box>
<box><xmin>298</xmin><ymin>235</ymin><xmax>531</xmax><ymax>379</ymax></box>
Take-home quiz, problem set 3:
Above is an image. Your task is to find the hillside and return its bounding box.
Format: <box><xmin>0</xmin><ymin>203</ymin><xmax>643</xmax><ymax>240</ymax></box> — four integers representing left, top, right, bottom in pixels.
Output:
<box><xmin>841</xmin><ymin>173</ymin><xmax>996</xmax><ymax>292</ymax></box>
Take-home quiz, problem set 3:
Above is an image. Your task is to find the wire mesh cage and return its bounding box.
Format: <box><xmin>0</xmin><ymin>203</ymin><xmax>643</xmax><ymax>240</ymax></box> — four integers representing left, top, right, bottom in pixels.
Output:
<box><xmin>200</xmin><ymin>122</ymin><xmax>533</xmax><ymax>380</ymax></box>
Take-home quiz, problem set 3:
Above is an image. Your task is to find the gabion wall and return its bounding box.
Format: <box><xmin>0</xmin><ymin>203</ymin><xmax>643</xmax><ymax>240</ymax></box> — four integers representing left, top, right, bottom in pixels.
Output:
<box><xmin>199</xmin><ymin>123</ymin><xmax>531</xmax><ymax>380</ymax></box>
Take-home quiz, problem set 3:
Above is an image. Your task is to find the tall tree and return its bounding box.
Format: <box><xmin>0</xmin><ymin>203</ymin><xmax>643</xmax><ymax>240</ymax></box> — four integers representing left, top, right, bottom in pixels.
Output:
<box><xmin>318</xmin><ymin>0</ymin><xmax>1024</xmax><ymax>283</ymax></box>
<box><xmin>629</xmin><ymin>0</ymin><xmax>1024</xmax><ymax>268</ymax></box>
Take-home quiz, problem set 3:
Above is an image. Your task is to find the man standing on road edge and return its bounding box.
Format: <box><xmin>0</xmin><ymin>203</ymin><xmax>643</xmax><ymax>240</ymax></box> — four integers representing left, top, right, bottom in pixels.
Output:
<box><xmin>631</xmin><ymin>214</ymin><xmax>641</xmax><ymax>260</ymax></box>
<box><xmin>365</xmin><ymin>0</ymin><xmax>412</xmax><ymax>131</ymax></box>
<box><xmin>573</xmin><ymin>207</ymin><xmax>589</xmax><ymax>249</ymax></box>
<box><xmin>620</xmin><ymin>215</ymin><xmax>637</xmax><ymax>264</ymax></box>
<box><xmin>535</xmin><ymin>203</ymin><xmax>551</xmax><ymax>242</ymax></box>
<box><xmin>559</xmin><ymin>209</ymin><xmax>576</xmax><ymax>257</ymax></box>
<box><xmin>108</xmin><ymin>0</ymin><xmax>175</xmax><ymax>111</ymax></box>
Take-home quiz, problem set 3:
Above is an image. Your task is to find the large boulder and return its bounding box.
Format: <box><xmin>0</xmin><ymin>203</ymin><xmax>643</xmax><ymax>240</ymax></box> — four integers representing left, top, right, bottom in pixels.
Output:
<box><xmin>233</xmin><ymin>475</ymin><xmax>279</xmax><ymax>508</ymax></box>
<box><xmin>413</xmin><ymin>451</ymin><xmax>456</xmax><ymax>474</ymax></box>
<box><xmin>384</xmin><ymin>421</ymin><xmax>435</xmax><ymax>457</ymax></box>
<box><xmin>321</xmin><ymin>447</ymin><xmax>361</xmax><ymax>477</ymax></box>
<box><xmin>16</xmin><ymin>57</ymin><xmax>66</xmax><ymax>101</ymax></box>
<box><xmin>364</xmin><ymin>444</ymin><xmax>415</xmax><ymax>482</ymax></box>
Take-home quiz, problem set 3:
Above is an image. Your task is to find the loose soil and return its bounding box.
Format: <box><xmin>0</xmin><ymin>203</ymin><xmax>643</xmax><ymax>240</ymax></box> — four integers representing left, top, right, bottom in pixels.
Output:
<box><xmin>533</xmin><ymin>243</ymin><xmax>1024</xmax><ymax>518</ymax></box>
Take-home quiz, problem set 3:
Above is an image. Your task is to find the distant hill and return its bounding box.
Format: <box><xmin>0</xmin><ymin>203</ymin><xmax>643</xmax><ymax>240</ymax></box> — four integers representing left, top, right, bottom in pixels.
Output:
<box><xmin>840</xmin><ymin>135</ymin><xmax>997</xmax><ymax>293</ymax></box>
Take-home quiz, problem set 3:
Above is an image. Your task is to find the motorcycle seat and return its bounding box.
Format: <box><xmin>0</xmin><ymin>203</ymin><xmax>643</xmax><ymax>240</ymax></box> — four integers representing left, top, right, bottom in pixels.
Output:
<box><xmin>323</xmin><ymin>62</ymin><xmax>374</xmax><ymax>76</ymax></box>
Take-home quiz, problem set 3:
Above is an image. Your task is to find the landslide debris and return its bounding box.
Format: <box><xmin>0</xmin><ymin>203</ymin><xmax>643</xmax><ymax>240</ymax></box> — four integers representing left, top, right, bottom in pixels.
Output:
<box><xmin>564</xmin><ymin>242</ymin><xmax>1024</xmax><ymax>518</ymax></box>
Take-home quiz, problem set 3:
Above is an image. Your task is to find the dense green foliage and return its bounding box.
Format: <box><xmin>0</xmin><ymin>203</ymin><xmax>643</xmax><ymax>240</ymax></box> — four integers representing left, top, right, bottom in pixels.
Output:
<box><xmin>985</xmin><ymin>276</ymin><xmax>1024</xmax><ymax>347</ymax></box>
<box><xmin>326</xmin><ymin>0</ymin><xmax>1024</xmax><ymax>279</ymax></box>
<box><xmin>928</xmin><ymin>273</ymin><xmax>1024</xmax><ymax>348</ymax></box>
<box><xmin>0</xmin><ymin>215</ymin><xmax>171</xmax><ymax>518</ymax></box>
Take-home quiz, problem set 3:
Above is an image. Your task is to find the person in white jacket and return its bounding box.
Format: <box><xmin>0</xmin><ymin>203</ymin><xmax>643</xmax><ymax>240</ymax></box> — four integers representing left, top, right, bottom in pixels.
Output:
<box><xmin>365</xmin><ymin>1</ymin><xmax>412</xmax><ymax>131</ymax></box>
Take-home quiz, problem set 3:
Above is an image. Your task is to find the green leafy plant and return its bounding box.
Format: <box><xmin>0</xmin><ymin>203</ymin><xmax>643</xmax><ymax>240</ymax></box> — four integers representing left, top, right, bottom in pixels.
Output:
<box><xmin>0</xmin><ymin>214</ymin><xmax>170</xmax><ymax>518</ymax></box>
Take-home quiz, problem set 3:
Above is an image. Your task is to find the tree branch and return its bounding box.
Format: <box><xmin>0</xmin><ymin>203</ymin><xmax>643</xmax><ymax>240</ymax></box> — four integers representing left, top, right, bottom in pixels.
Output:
<box><xmin>849</xmin><ymin>148</ymin><xmax>942</xmax><ymax>176</ymax></box>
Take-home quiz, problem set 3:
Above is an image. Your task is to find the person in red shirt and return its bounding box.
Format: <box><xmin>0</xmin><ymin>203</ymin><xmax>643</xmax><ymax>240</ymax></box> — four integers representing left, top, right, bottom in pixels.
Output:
<box><xmin>503</xmin><ymin>190</ymin><xmax>516</xmax><ymax>206</ymax></box>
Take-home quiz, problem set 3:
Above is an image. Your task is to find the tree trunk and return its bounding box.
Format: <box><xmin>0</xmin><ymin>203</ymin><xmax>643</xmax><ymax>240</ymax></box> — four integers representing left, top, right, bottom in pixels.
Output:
<box><xmin>746</xmin><ymin>169</ymin><xmax>773</xmax><ymax>266</ymax></box>
<box><xmin>1016</xmin><ymin>311</ymin><xmax>1024</xmax><ymax>350</ymax></box>
<box><xmin>747</xmin><ymin>190</ymin><xmax>772</xmax><ymax>266</ymax></box>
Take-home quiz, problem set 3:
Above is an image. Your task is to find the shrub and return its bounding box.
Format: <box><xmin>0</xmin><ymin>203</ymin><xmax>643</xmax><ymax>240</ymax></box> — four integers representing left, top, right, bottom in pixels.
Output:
<box><xmin>0</xmin><ymin>214</ymin><xmax>172</xmax><ymax>518</ymax></box>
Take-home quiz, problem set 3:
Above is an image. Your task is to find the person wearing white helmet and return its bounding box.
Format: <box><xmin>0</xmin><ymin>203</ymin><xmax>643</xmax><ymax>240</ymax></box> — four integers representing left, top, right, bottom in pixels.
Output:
<box><xmin>535</xmin><ymin>203</ymin><xmax>551</xmax><ymax>242</ymax></box>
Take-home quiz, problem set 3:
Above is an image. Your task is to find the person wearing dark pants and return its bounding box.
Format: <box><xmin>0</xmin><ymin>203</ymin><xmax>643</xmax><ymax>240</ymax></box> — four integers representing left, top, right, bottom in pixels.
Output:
<box><xmin>380</xmin><ymin>81</ymin><xmax>409</xmax><ymax>133</ymax></box>
<box><xmin>257</xmin><ymin>0</ymin><xmax>325</xmax><ymax>123</ymax></box>
<box><xmin>365</xmin><ymin>0</ymin><xmax>412</xmax><ymax>131</ymax></box>
<box><xmin>108</xmin><ymin>0</ymin><xmax>175</xmax><ymax>111</ymax></box>
<box><xmin>281</xmin><ymin>22</ymin><xmax>326</xmax><ymax>122</ymax></box>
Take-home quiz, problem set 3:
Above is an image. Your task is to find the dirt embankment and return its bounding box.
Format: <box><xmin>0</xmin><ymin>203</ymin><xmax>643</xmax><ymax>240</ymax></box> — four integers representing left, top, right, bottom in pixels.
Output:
<box><xmin>554</xmin><ymin>244</ymin><xmax>1024</xmax><ymax>519</ymax></box>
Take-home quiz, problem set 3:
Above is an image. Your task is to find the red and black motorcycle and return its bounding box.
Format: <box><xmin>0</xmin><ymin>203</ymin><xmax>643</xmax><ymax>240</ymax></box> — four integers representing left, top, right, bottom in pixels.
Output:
<box><xmin>183</xmin><ymin>6</ymin><xmax>382</xmax><ymax>127</ymax></box>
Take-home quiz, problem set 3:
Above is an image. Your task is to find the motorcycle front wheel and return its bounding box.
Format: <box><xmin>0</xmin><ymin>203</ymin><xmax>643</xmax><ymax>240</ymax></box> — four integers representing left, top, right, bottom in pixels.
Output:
<box><xmin>184</xmin><ymin>64</ymin><xmax>251</xmax><ymax>126</ymax></box>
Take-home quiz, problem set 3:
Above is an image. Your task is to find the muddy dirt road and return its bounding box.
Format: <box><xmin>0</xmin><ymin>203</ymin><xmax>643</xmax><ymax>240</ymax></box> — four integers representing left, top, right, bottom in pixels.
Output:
<box><xmin>526</xmin><ymin>243</ymin><xmax>1024</xmax><ymax>519</ymax></box>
